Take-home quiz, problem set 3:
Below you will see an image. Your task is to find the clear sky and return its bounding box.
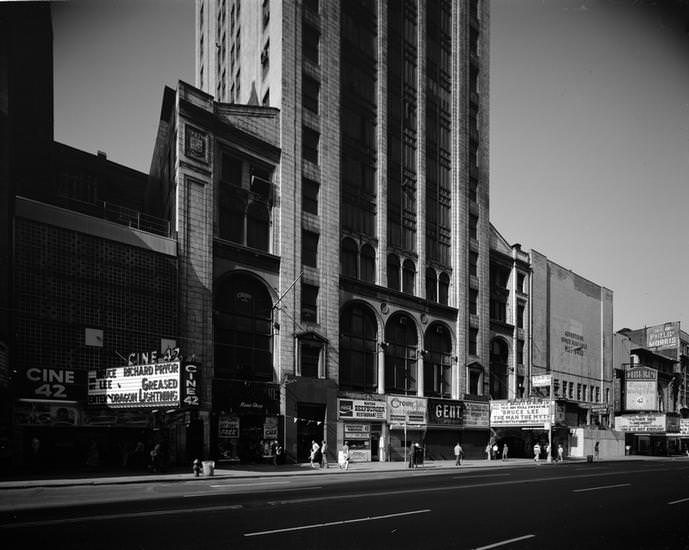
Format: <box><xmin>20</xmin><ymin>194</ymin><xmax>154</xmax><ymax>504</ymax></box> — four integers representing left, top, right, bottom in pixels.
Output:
<box><xmin>52</xmin><ymin>0</ymin><xmax>689</xmax><ymax>332</ymax></box>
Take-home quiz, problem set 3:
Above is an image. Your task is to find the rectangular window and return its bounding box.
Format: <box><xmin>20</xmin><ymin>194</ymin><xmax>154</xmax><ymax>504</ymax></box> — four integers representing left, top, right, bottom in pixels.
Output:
<box><xmin>302</xmin><ymin>177</ymin><xmax>319</xmax><ymax>215</ymax></box>
<box><xmin>517</xmin><ymin>303</ymin><xmax>525</xmax><ymax>329</ymax></box>
<box><xmin>469</xmin><ymin>328</ymin><xmax>478</xmax><ymax>356</ymax></box>
<box><xmin>302</xmin><ymin>74</ymin><xmax>319</xmax><ymax>114</ymax></box>
<box><xmin>261</xmin><ymin>40</ymin><xmax>269</xmax><ymax>77</ymax></box>
<box><xmin>553</xmin><ymin>378</ymin><xmax>560</xmax><ymax>397</ymax></box>
<box><xmin>469</xmin><ymin>214</ymin><xmax>478</xmax><ymax>240</ymax></box>
<box><xmin>222</xmin><ymin>153</ymin><xmax>243</xmax><ymax>185</ymax></box>
<box><xmin>469</xmin><ymin>251</ymin><xmax>478</xmax><ymax>277</ymax></box>
<box><xmin>517</xmin><ymin>272</ymin><xmax>526</xmax><ymax>293</ymax></box>
<box><xmin>301</xmin><ymin>283</ymin><xmax>318</xmax><ymax>323</ymax></box>
<box><xmin>302</xmin><ymin>230</ymin><xmax>319</xmax><ymax>267</ymax></box>
<box><xmin>303</xmin><ymin>22</ymin><xmax>319</xmax><ymax>64</ymax></box>
<box><xmin>576</xmin><ymin>383</ymin><xmax>581</xmax><ymax>401</ymax></box>
<box><xmin>302</xmin><ymin>126</ymin><xmax>319</xmax><ymax>163</ymax></box>
<box><xmin>517</xmin><ymin>340</ymin><xmax>524</xmax><ymax>365</ymax></box>
<box><xmin>568</xmin><ymin>382</ymin><xmax>574</xmax><ymax>399</ymax></box>
<box><xmin>469</xmin><ymin>288</ymin><xmax>478</xmax><ymax>315</ymax></box>
<box><xmin>301</xmin><ymin>344</ymin><xmax>320</xmax><ymax>378</ymax></box>
<box><xmin>469</xmin><ymin>368</ymin><xmax>481</xmax><ymax>395</ymax></box>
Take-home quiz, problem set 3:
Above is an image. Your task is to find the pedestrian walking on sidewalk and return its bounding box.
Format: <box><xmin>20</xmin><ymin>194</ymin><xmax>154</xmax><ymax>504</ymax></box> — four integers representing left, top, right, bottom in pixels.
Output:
<box><xmin>310</xmin><ymin>440</ymin><xmax>320</xmax><ymax>468</ymax></box>
<box><xmin>485</xmin><ymin>444</ymin><xmax>491</xmax><ymax>460</ymax></box>
<box><xmin>321</xmin><ymin>440</ymin><xmax>328</xmax><ymax>469</ymax></box>
<box><xmin>502</xmin><ymin>443</ymin><xmax>509</xmax><ymax>461</ymax></box>
<box><xmin>533</xmin><ymin>442</ymin><xmax>541</xmax><ymax>464</ymax></box>
<box><xmin>492</xmin><ymin>443</ymin><xmax>499</xmax><ymax>460</ymax></box>
<box><xmin>341</xmin><ymin>441</ymin><xmax>350</xmax><ymax>470</ymax></box>
<box><xmin>454</xmin><ymin>442</ymin><xmax>464</xmax><ymax>466</ymax></box>
<box><xmin>594</xmin><ymin>441</ymin><xmax>600</xmax><ymax>462</ymax></box>
<box><xmin>557</xmin><ymin>443</ymin><xmax>564</xmax><ymax>463</ymax></box>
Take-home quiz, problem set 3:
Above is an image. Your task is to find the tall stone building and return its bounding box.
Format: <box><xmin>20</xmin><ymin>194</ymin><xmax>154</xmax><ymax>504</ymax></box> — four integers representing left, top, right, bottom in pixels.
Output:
<box><xmin>189</xmin><ymin>0</ymin><xmax>491</xmax><ymax>461</ymax></box>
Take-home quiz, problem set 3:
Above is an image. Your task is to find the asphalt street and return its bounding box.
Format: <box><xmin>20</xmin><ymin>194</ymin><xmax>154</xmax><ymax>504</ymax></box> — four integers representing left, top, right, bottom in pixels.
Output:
<box><xmin>1</xmin><ymin>459</ymin><xmax>688</xmax><ymax>550</ymax></box>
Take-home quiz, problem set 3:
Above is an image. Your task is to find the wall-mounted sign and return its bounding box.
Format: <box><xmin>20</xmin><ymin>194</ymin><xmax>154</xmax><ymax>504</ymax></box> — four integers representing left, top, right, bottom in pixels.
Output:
<box><xmin>531</xmin><ymin>375</ymin><xmax>552</xmax><ymax>388</ymax></box>
<box><xmin>646</xmin><ymin>322</ymin><xmax>680</xmax><ymax>352</ymax></box>
<box><xmin>463</xmin><ymin>401</ymin><xmax>490</xmax><ymax>429</ymax></box>
<box><xmin>427</xmin><ymin>398</ymin><xmax>463</xmax><ymax>426</ymax></box>
<box><xmin>263</xmin><ymin>416</ymin><xmax>278</xmax><ymax>440</ymax></box>
<box><xmin>21</xmin><ymin>368</ymin><xmax>87</xmax><ymax>402</ymax></box>
<box><xmin>615</xmin><ymin>413</ymin><xmax>669</xmax><ymax>433</ymax></box>
<box><xmin>679</xmin><ymin>419</ymin><xmax>689</xmax><ymax>436</ymax></box>
<box><xmin>219</xmin><ymin>415</ymin><xmax>239</xmax><ymax>438</ymax></box>
<box><xmin>386</xmin><ymin>396</ymin><xmax>427</xmax><ymax>425</ymax></box>
<box><xmin>625</xmin><ymin>366</ymin><xmax>658</xmax><ymax>411</ymax></box>
<box><xmin>338</xmin><ymin>398</ymin><xmax>386</xmax><ymax>421</ymax></box>
<box><xmin>181</xmin><ymin>362</ymin><xmax>200</xmax><ymax>407</ymax></box>
<box><xmin>87</xmin><ymin>361</ymin><xmax>181</xmax><ymax>408</ymax></box>
<box><xmin>490</xmin><ymin>399</ymin><xmax>554</xmax><ymax>427</ymax></box>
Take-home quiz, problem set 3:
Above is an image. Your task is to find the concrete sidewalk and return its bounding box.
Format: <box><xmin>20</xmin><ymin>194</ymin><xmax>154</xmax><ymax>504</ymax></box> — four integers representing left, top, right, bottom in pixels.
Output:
<box><xmin>1</xmin><ymin>454</ymin><xmax>678</xmax><ymax>490</ymax></box>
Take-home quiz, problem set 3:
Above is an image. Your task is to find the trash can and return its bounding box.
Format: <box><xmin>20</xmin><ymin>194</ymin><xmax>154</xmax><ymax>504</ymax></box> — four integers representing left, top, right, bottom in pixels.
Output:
<box><xmin>586</xmin><ymin>455</ymin><xmax>593</xmax><ymax>463</ymax></box>
<box><xmin>202</xmin><ymin>460</ymin><xmax>215</xmax><ymax>476</ymax></box>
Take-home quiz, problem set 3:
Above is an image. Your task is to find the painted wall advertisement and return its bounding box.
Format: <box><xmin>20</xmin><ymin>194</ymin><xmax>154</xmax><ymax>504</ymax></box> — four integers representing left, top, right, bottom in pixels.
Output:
<box><xmin>615</xmin><ymin>414</ymin><xmax>673</xmax><ymax>433</ymax></box>
<box><xmin>338</xmin><ymin>398</ymin><xmax>386</xmax><ymax>421</ymax></box>
<box><xmin>386</xmin><ymin>396</ymin><xmax>427</xmax><ymax>426</ymax></box>
<box><xmin>489</xmin><ymin>399</ymin><xmax>554</xmax><ymax>427</ymax></box>
<box><xmin>624</xmin><ymin>366</ymin><xmax>658</xmax><ymax>411</ymax></box>
<box><xmin>531</xmin><ymin>374</ymin><xmax>552</xmax><ymax>388</ymax></box>
<box><xmin>646</xmin><ymin>322</ymin><xmax>680</xmax><ymax>355</ymax></box>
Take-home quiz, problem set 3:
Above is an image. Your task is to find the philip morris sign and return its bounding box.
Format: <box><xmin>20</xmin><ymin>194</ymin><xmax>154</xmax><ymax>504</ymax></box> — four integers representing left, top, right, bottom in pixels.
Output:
<box><xmin>490</xmin><ymin>399</ymin><xmax>554</xmax><ymax>427</ymax></box>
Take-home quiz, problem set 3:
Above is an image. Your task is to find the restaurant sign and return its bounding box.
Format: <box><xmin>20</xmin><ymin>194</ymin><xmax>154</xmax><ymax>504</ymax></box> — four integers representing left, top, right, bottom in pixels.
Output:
<box><xmin>490</xmin><ymin>399</ymin><xmax>554</xmax><ymax>427</ymax></box>
<box><xmin>338</xmin><ymin>398</ymin><xmax>386</xmax><ymax>421</ymax></box>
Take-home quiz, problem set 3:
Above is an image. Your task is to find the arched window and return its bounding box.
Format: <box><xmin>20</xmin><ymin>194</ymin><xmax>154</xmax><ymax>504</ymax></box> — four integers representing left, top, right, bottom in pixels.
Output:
<box><xmin>341</xmin><ymin>238</ymin><xmax>358</xmax><ymax>278</ymax></box>
<box><xmin>424</xmin><ymin>324</ymin><xmax>452</xmax><ymax>398</ymax></box>
<box><xmin>490</xmin><ymin>338</ymin><xmax>509</xmax><ymax>399</ymax></box>
<box><xmin>385</xmin><ymin>313</ymin><xmax>418</xmax><ymax>395</ymax></box>
<box><xmin>339</xmin><ymin>303</ymin><xmax>378</xmax><ymax>391</ymax></box>
<box><xmin>402</xmin><ymin>259</ymin><xmax>415</xmax><ymax>295</ymax></box>
<box><xmin>387</xmin><ymin>254</ymin><xmax>400</xmax><ymax>291</ymax></box>
<box><xmin>438</xmin><ymin>272</ymin><xmax>450</xmax><ymax>305</ymax></box>
<box><xmin>246</xmin><ymin>202</ymin><xmax>270</xmax><ymax>251</ymax></box>
<box><xmin>214</xmin><ymin>273</ymin><xmax>273</xmax><ymax>381</ymax></box>
<box><xmin>360</xmin><ymin>244</ymin><xmax>376</xmax><ymax>283</ymax></box>
<box><xmin>425</xmin><ymin>267</ymin><xmax>437</xmax><ymax>302</ymax></box>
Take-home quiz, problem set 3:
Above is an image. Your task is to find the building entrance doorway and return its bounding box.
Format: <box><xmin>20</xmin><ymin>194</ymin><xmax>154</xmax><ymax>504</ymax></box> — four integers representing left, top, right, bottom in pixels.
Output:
<box><xmin>296</xmin><ymin>403</ymin><xmax>325</xmax><ymax>463</ymax></box>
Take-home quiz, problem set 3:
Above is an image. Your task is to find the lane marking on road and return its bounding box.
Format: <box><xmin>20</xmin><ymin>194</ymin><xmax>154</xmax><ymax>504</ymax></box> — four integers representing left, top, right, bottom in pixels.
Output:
<box><xmin>186</xmin><ymin>486</ymin><xmax>323</xmax><ymax>498</ymax></box>
<box><xmin>572</xmin><ymin>483</ymin><xmax>631</xmax><ymax>493</ymax></box>
<box><xmin>668</xmin><ymin>497</ymin><xmax>689</xmax><ymax>505</ymax></box>
<box><xmin>0</xmin><ymin>504</ymin><xmax>245</xmax><ymax>530</ymax></box>
<box><xmin>243</xmin><ymin>509</ymin><xmax>431</xmax><ymax>537</ymax></box>
<box><xmin>265</xmin><ymin>467</ymin><xmax>677</xmax><ymax>506</ymax></box>
<box><xmin>210</xmin><ymin>481</ymin><xmax>291</xmax><ymax>488</ymax></box>
<box><xmin>472</xmin><ymin>534</ymin><xmax>536</xmax><ymax>549</ymax></box>
<box><xmin>452</xmin><ymin>474</ymin><xmax>511</xmax><ymax>480</ymax></box>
